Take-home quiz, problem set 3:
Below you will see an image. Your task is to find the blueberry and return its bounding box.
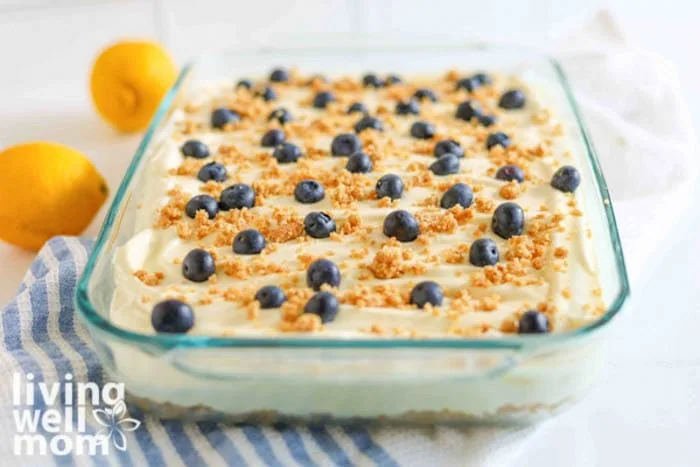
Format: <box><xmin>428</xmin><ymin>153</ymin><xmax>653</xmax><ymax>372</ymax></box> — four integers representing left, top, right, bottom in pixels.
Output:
<box><xmin>304</xmin><ymin>212</ymin><xmax>336</xmax><ymax>239</ymax></box>
<box><xmin>469</xmin><ymin>238</ymin><xmax>500</xmax><ymax>267</ymax></box>
<box><xmin>551</xmin><ymin>165</ymin><xmax>581</xmax><ymax>193</ymax></box>
<box><xmin>429</xmin><ymin>154</ymin><xmax>460</xmax><ymax>176</ymax></box>
<box><xmin>268</xmin><ymin>108</ymin><xmax>294</xmax><ymax>125</ymax></box>
<box><xmin>273</xmin><ymin>142</ymin><xmax>302</xmax><ymax>163</ymax></box>
<box><xmin>410</xmin><ymin>281</ymin><xmax>443</xmax><ymax>308</ymax></box>
<box><xmin>304</xmin><ymin>291</ymin><xmax>339</xmax><ymax>323</ymax></box>
<box><xmin>197</xmin><ymin>162</ymin><xmax>227</xmax><ymax>182</ymax></box>
<box><xmin>306</xmin><ymin>259</ymin><xmax>341</xmax><ymax>291</ymax></box>
<box><xmin>237</xmin><ymin>78</ymin><xmax>253</xmax><ymax>89</ymax></box>
<box><xmin>492</xmin><ymin>202</ymin><xmax>525</xmax><ymax>239</ymax></box>
<box><xmin>519</xmin><ymin>310</ymin><xmax>549</xmax><ymax>334</ymax></box>
<box><xmin>471</xmin><ymin>72</ymin><xmax>492</xmax><ymax>85</ymax></box>
<box><xmin>413</xmin><ymin>88</ymin><xmax>437</xmax><ymax>102</ymax></box>
<box><xmin>383</xmin><ymin>210</ymin><xmax>419</xmax><ymax>242</ymax></box>
<box><xmin>313</xmin><ymin>91</ymin><xmax>336</xmax><ymax>109</ymax></box>
<box><xmin>186</xmin><ymin>194</ymin><xmax>219</xmax><ymax>219</ymax></box>
<box><xmin>346</xmin><ymin>151</ymin><xmax>373</xmax><ymax>173</ymax></box>
<box><xmin>440</xmin><ymin>183</ymin><xmax>474</xmax><ymax>209</ymax></box>
<box><xmin>294</xmin><ymin>180</ymin><xmax>325</xmax><ymax>204</ymax></box>
<box><xmin>486</xmin><ymin>132</ymin><xmax>511</xmax><ymax>150</ymax></box>
<box><xmin>269</xmin><ymin>67</ymin><xmax>290</xmax><ymax>83</ymax></box>
<box><xmin>478</xmin><ymin>115</ymin><xmax>497</xmax><ymax>127</ymax></box>
<box><xmin>385</xmin><ymin>74</ymin><xmax>403</xmax><ymax>85</ymax></box>
<box><xmin>410</xmin><ymin>121</ymin><xmax>435</xmax><ymax>139</ymax></box>
<box><xmin>433</xmin><ymin>139</ymin><xmax>463</xmax><ymax>159</ymax></box>
<box><xmin>181</xmin><ymin>140</ymin><xmax>210</xmax><ymax>159</ymax></box>
<box><xmin>233</xmin><ymin>229</ymin><xmax>266</xmax><ymax>255</ymax></box>
<box><xmin>261</xmin><ymin>128</ymin><xmax>285</xmax><ymax>147</ymax></box>
<box><xmin>455</xmin><ymin>100</ymin><xmax>482</xmax><ymax>122</ymax></box>
<box><xmin>182</xmin><ymin>249</ymin><xmax>216</xmax><ymax>282</ymax></box>
<box><xmin>255</xmin><ymin>86</ymin><xmax>277</xmax><ymax>102</ymax></box>
<box><xmin>362</xmin><ymin>73</ymin><xmax>384</xmax><ymax>88</ymax></box>
<box><xmin>376</xmin><ymin>174</ymin><xmax>404</xmax><ymax>200</ymax></box>
<box><xmin>347</xmin><ymin>102</ymin><xmax>368</xmax><ymax>115</ymax></box>
<box><xmin>151</xmin><ymin>300</ymin><xmax>194</xmax><ymax>334</ymax></box>
<box><xmin>211</xmin><ymin>108</ymin><xmax>240</xmax><ymax>129</ymax></box>
<box><xmin>496</xmin><ymin>165</ymin><xmax>525</xmax><ymax>183</ymax></box>
<box><xmin>219</xmin><ymin>184</ymin><xmax>255</xmax><ymax>210</ymax></box>
<box><xmin>331</xmin><ymin>133</ymin><xmax>362</xmax><ymax>157</ymax></box>
<box><xmin>395</xmin><ymin>99</ymin><xmax>420</xmax><ymax>116</ymax></box>
<box><xmin>499</xmin><ymin>89</ymin><xmax>526</xmax><ymax>109</ymax></box>
<box><xmin>455</xmin><ymin>77</ymin><xmax>480</xmax><ymax>93</ymax></box>
<box><xmin>255</xmin><ymin>285</ymin><xmax>287</xmax><ymax>309</ymax></box>
<box><xmin>354</xmin><ymin>116</ymin><xmax>384</xmax><ymax>133</ymax></box>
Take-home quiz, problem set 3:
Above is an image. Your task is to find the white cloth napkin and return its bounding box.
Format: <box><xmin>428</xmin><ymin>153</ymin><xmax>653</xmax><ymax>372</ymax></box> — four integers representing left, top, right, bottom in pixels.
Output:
<box><xmin>554</xmin><ymin>10</ymin><xmax>697</xmax><ymax>285</ymax></box>
<box><xmin>374</xmin><ymin>11</ymin><xmax>697</xmax><ymax>467</ymax></box>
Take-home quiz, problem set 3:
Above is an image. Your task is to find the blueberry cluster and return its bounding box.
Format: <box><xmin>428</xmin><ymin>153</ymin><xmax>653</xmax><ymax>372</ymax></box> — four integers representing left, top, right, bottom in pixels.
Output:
<box><xmin>153</xmin><ymin>68</ymin><xmax>586</xmax><ymax>334</ymax></box>
<box><xmin>361</xmin><ymin>73</ymin><xmax>404</xmax><ymax>88</ymax></box>
<box><xmin>455</xmin><ymin>100</ymin><xmax>497</xmax><ymax>127</ymax></box>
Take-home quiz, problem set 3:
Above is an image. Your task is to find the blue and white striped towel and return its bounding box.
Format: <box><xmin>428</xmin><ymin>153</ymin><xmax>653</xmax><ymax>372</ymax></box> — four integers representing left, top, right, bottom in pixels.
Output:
<box><xmin>0</xmin><ymin>237</ymin><xmax>531</xmax><ymax>467</ymax></box>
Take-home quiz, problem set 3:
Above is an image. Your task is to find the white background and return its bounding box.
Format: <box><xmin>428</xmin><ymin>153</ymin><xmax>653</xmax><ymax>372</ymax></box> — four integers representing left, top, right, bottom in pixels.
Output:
<box><xmin>0</xmin><ymin>1</ymin><xmax>699</xmax><ymax>466</ymax></box>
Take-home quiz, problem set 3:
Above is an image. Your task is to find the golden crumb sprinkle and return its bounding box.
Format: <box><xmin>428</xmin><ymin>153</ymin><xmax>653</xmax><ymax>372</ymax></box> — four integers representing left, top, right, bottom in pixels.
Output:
<box><xmin>443</xmin><ymin>244</ymin><xmax>470</xmax><ymax>264</ymax></box>
<box><xmin>474</xmin><ymin>198</ymin><xmax>496</xmax><ymax>213</ymax></box>
<box><xmin>133</xmin><ymin>270</ymin><xmax>165</xmax><ymax>286</ymax></box>
<box><xmin>367</xmin><ymin>246</ymin><xmax>424</xmax><ymax>279</ymax></box>
<box><xmin>246</xmin><ymin>301</ymin><xmax>261</xmax><ymax>320</ymax></box>
<box><xmin>169</xmin><ymin>158</ymin><xmax>205</xmax><ymax>176</ymax></box>
<box><xmin>279</xmin><ymin>313</ymin><xmax>323</xmax><ymax>332</ymax></box>
<box><xmin>499</xmin><ymin>180</ymin><xmax>523</xmax><ymax>200</ymax></box>
<box><xmin>341</xmin><ymin>283</ymin><xmax>408</xmax><ymax>308</ymax></box>
<box><xmin>125</xmin><ymin>69</ymin><xmax>606</xmax><ymax>339</ymax></box>
<box><xmin>154</xmin><ymin>188</ymin><xmax>188</xmax><ymax>228</ymax></box>
<box><xmin>474</xmin><ymin>294</ymin><xmax>501</xmax><ymax>311</ymax></box>
<box><xmin>531</xmin><ymin>108</ymin><xmax>551</xmax><ymax>125</ymax></box>
<box><xmin>415</xmin><ymin>209</ymin><xmax>458</xmax><ymax>234</ymax></box>
<box><xmin>554</xmin><ymin>247</ymin><xmax>568</xmax><ymax>259</ymax></box>
<box><xmin>339</xmin><ymin>213</ymin><xmax>363</xmax><ymax>235</ymax></box>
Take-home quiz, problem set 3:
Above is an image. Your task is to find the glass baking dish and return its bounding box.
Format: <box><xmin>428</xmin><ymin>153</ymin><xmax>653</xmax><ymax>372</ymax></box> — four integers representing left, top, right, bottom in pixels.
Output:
<box><xmin>75</xmin><ymin>44</ymin><xmax>629</xmax><ymax>425</ymax></box>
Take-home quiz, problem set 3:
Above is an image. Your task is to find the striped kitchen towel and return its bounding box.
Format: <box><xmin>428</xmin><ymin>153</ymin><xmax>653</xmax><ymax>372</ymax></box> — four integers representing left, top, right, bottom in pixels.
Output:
<box><xmin>0</xmin><ymin>237</ymin><xmax>532</xmax><ymax>467</ymax></box>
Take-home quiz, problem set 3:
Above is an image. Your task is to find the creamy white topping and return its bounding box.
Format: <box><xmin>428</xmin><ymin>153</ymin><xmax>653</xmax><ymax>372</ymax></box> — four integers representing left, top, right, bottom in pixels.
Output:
<box><xmin>110</xmin><ymin>71</ymin><xmax>605</xmax><ymax>338</ymax></box>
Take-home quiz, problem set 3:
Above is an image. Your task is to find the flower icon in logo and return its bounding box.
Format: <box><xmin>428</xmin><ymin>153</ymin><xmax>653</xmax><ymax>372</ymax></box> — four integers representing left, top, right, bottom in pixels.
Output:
<box><xmin>92</xmin><ymin>400</ymin><xmax>141</xmax><ymax>451</ymax></box>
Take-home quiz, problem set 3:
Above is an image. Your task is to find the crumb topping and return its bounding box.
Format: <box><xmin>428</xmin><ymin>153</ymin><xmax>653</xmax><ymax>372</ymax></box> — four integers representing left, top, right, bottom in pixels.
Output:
<box><xmin>121</xmin><ymin>68</ymin><xmax>607</xmax><ymax>338</ymax></box>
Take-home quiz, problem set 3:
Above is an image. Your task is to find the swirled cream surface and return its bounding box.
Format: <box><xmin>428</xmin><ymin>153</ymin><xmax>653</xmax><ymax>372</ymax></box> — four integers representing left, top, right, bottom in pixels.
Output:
<box><xmin>110</xmin><ymin>69</ymin><xmax>605</xmax><ymax>338</ymax></box>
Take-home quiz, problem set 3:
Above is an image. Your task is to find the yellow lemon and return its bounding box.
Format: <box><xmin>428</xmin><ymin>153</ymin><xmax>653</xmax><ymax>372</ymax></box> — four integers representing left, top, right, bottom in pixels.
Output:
<box><xmin>90</xmin><ymin>40</ymin><xmax>177</xmax><ymax>133</ymax></box>
<box><xmin>0</xmin><ymin>142</ymin><xmax>108</xmax><ymax>251</ymax></box>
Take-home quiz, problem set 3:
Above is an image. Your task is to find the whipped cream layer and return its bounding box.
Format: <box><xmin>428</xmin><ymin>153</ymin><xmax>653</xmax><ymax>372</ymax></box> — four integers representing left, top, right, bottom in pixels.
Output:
<box><xmin>110</xmin><ymin>70</ymin><xmax>605</xmax><ymax>338</ymax></box>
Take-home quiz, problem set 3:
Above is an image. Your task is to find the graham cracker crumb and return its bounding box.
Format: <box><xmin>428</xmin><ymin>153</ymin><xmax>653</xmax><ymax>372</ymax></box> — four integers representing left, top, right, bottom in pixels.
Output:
<box><xmin>475</xmin><ymin>198</ymin><xmax>496</xmax><ymax>213</ymax></box>
<box><xmin>367</xmin><ymin>246</ymin><xmax>426</xmax><ymax>279</ymax></box>
<box><xmin>499</xmin><ymin>181</ymin><xmax>522</xmax><ymax>200</ymax></box>
<box><xmin>282</xmin><ymin>313</ymin><xmax>323</xmax><ymax>332</ymax></box>
<box><xmin>133</xmin><ymin>270</ymin><xmax>165</xmax><ymax>286</ymax></box>
<box><xmin>554</xmin><ymin>247</ymin><xmax>568</xmax><ymax>259</ymax></box>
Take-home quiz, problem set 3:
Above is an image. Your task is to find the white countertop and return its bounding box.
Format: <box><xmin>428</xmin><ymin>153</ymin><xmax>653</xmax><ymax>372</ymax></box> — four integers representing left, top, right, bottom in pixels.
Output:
<box><xmin>1</xmin><ymin>2</ymin><xmax>699</xmax><ymax>466</ymax></box>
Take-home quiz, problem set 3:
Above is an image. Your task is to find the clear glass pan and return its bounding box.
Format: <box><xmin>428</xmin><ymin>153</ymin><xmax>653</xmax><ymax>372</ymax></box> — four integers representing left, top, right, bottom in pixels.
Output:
<box><xmin>75</xmin><ymin>44</ymin><xmax>630</xmax><ymax>424</ymax></box>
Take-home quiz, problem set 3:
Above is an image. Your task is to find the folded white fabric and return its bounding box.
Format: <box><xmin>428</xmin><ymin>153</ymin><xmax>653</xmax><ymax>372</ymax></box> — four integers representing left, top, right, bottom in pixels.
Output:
<box><xmin>554</xmin><ymin>10</ymin><xmax>697</xmax><ymax>283</ymax></box>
